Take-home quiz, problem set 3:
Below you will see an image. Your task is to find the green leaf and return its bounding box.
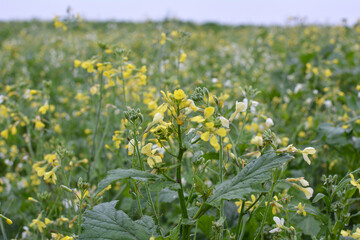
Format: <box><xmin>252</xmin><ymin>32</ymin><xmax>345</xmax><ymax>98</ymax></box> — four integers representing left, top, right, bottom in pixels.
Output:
<box><xmin>206</xmin><ymin>153</ymin><xmax>293</xmax><ymax>206</ymax></box>
<box><xmin>312</xmin><ymin>193</ymin><xmax>326</xmax><ymax>203</ymax></box>
<box><xmin>158</xmin><ymin>188</ymin><xmax>178</xmax><ymax>203</ymax></box>
<box><xmin>198</xmin><ymin>215</ymin><xmax>215</xmax><ymax>238</ymax></box>
<box><xmin>80</xmin><ymin>201</ymin><xmax>156</xmax><ymax>240</ymax></box>
<box><xmin>96</xmin><ymin>168</ymin><xmax>161</xmax><ymax>194</ymax></box>
<box><xmin>168</xmin><ymin>224</ymin><xmax>180</xmax><ymax>240</ymax></box>
<box><xmin>318</xmin><ymin>123</ymin><xmax>347</xmax><ymax>146</ymax></box>
<box><xmin>297</xmin><ymin>216</ymin><xmax>321</xmax><ymax>236</ymax></box>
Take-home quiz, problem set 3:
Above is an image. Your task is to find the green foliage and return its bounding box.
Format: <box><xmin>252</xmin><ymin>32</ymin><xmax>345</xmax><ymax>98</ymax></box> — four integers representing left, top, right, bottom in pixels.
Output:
<box><xmin>80</xmin><ymin>201</ymin><xmax>157</xmax><ymax>240</ymax></box>
<box><xmin>207</xmin><ymin>153</ymin><xmax>294</xmax><ymax>206</ymax></box>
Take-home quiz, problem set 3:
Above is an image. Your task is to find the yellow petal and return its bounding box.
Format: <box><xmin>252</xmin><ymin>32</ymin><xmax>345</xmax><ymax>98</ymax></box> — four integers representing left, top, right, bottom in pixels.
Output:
<box><xmin>216</xmin><ymin>128</ymin><xmax>227</xmax><ymax>137</ymax></box>
<box><xmin>204</xmin><ymin>107</ymin><xmax>215</xmax><ymax>119</ymax></box>
<box><xmin>141</xmin><ymin>143</ymin><xmax>152</xmax><ymax>157</ymax></box>
<box><xmin>200</xmin><ymin>131</ymin><xmax>210</xmax><ymax>142</ymax></box>
<box><xmin>190</xmin><ymin>116</ymin><xmax>205</xmax><ymax>123</ymax></box>
<box><xmin>302</xmin><ymin>147</ymin><xmax>316</xmax><ymax>154</ymax></box>
<box><xmin>210</xmin><ymin>135</ymin><xmax>220</xmax><ymax>151</ymax></box>
<box><xmin>302</xmin><ymin>153</ymin><xmax>311</xmax><ymax>165</ymax></box>
<box><xmin>205</xmin><ymin>122</ymin><xmax>214</xmax><ymax>128</ymax></box>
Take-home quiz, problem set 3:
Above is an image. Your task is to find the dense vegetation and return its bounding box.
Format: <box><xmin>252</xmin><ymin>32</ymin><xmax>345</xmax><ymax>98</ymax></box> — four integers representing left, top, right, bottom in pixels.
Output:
<box><xmin>1</xmin><ymin>16</ymin><xmax>360</xmax><ymax>239</ymax></box>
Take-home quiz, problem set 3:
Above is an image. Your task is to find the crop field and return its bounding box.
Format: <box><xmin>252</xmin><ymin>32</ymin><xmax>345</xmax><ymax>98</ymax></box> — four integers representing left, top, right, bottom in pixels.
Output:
<box><xmin>0</xmin><ymin>15</ymin><xmax>360</xmax><ymax>240</ymax></box>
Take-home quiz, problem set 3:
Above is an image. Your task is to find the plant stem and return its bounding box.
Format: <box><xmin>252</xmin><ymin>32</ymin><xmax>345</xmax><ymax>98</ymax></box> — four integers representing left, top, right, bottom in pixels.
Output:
<box><xmin>235</xmin><ymin>200</ymin><xmax>245</xmax><ymax>239</ymax></box>
<box><xmin>254</xmin><ymin>173</ymin><xmax>277</xmax><ymax>240</ymax></box>
<box><xmin>219</xmin><ymin>137</ymin><xmax>224</xmax><ymax>240</ymax></box>
<box><xmin>87</xmin><ymin>72</ymin><xmax>104</xmax><ymax>182</ymax></box>
<box><xmin>0</xmin><ymin>219</ymin><xmax>7</xmax><ymax>240</ymax></box>
<box><xmin>133</xmin><ymin>134</ymin><xmax>160</xmax><ymax>230</ymax></box>
<box><xmin>175</xmin><ymin>120</ymin><xmax>190</xmax><ymax>239</ymax></box>
<box><xmin>94</xmin><ymin>108</ymin><xmax>111</xmax><ymax>171</ymax></box>
<box><xmin>78</xmin><ymin>193</ymin><xmax>83</xmax><ymax>235</ymax></box>
<box><xmin>133</xmin><ymin>180</ymin><xmax>143</xmax><ymax>216</ymax></box>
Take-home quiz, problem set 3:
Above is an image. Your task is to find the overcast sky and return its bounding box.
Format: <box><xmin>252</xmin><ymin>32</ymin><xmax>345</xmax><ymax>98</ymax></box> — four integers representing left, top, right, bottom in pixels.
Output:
<box><xmin>1</xmin><ymin>0</ymin><xmax>359</xmax><ymax>25</ymax></box>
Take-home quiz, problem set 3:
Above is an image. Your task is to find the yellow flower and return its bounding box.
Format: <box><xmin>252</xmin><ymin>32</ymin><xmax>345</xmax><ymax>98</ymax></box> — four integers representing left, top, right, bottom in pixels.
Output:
<box><xmin>61</xmin><ymin>237</ymin><xmax>73</xmax><ymax>240</ymax></box>
<box><xmin>38</xmin><ymin>103</ymin><xmax>49</xmax><ymax>114</ymax></box>
<box><xmin>204</xmin><ymin>107</ymin><xmax>215</xmax><ymax>119</ymax></box>
<box><xmin>141</xmin><ymin>143</ymin><xmax>153</xmax><ymax>157</ymax></box>
<box><xmin>128</xmin><ymin>139</ymin><xmax>136</xmax><ymax>156</ymax></box>
<box><xmin>277</xmin><ymin>144</ymin><xmax>298</xmax><ymax>153</ymax></box>
<box><xmin>350</xmin><ymin>173</ymin><xmax>360</xmax><ymax>193</ymax></box>
<box><xmin>160</xmin><ymin>33</ymin><xmax>166</xmax><ymax>44</ymax></box>
<box><xmin>210</xmin><ymin>135</ymin><xmax>220</xmax><ymax>151</ymax></box>
<box><xmin>35</xmin><ymin>166</ymin><xmax>47</xmax><ymax>177</ymax></box>
<box><xmin>300</xmin><ymin>147</ymin><xmax>316</xmax><ymax>165</ymax></box>
<box><xmin>229</xmin><ymin>101</ymin><xmax>246</xmax><ymax>121</ymax></box>
<box><xmin>281</xmin><ymin>137</ymin><xmax>289</xmax><ymax>146</ymax></box>
<box><xmin>341</xmin><ymin>229</ymin><xmax>351</xmax><ymax>237</ymax></box>
<box><xmin>1</xmin><ymin>129</ymin><xmax>8</xmax><ymax>139</ymax></box>
<box><xmin>215</xmin><ymin>128</ymin><xmax>227</xmax><ymax>137</ymax></box>
<box><xmin>179</xmin><ymin>52</ymin><xmax>187</xmax><ymax>63</ymax></box>
<box><xmin>152</xmin><ymin>112</ymin><xmax>163</xmax><ymax>125</ymax></box>
<box><xmin>219</xmin><ymin>116</ymin><xmax>229</xmax><ymax>128</ymax></box>
<box><xmin>266</xmin><ymin>196</ymin><xmax>283</xmax><ymax>215</ymax></box>
<box><xmin>44</xmin><ymin>168</ymin><xmax>57</xmax><ymax>184</ymax></box>
<box><xmin>235</xmin><ymin>101</ymin><xmax>246</xmax><ymax>113</ymax></box>
<box><xmin>190</xmin><ymin>115</ymin><xmax>205</xmax><ymax>123</ymax></box>
<box><xmin>295</xmin><ymin>203</ymin><xmax>306</xmax><ymax>216</ymax></box>
<box><xmin>352</xmin><ymin>228</ymin><xmax>360</xmax><ymax>239</ymax></box>
<box><xmin>45</xmin><ymin>218</ymin><xmax>52</xmax><ymax>225</ymax></box>
<box><xmin>34</xmin><ymin>117</ymin><xmax>45</xmax><ymax>130</ymax></box>
<box><xmin>147</xmin><ymin>155</ymin><xmax>162</xmax><ymax>168</ymax></box>
<box><xmin>74</xmin><ymin>59</ymin><xmax>81</xmax><ymax>68</ymax></box>
<box><xmin>30</xmin><ymin>214</ymin><xmax>46</xmax><ymax>233</ymax></box>
<box><xmin>292</xmin><ymin>183</ymin><xmax>313</xmax><ymax>199</ymax></box>
<box><xmin>200</xmin><ymin>131</ymin><xmax>210</xmax><ymax>141</ymax></box>
<box><xmin>286</xmin><ymin>177</ymin><xmax>309</xmax><ymax>187</ymax></box>
<box><xmin>251</xmin><ymin>136</ymin><xmax>263</xmax><ymax>147</ymax></box>
<box><xmin>324</xmin><ymin>69</ymin><xmax>332</xmax><ymax>77</ymax></box>
<box><xmin>174</xmin><ymin>89</ymin><xmax>186</xmax><ymax>100</ymax></box>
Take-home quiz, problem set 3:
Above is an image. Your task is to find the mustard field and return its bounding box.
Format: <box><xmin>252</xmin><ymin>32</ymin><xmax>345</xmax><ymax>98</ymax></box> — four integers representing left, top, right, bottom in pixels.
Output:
<box><xmin>1</xmin><ymin>16</ymin><xmax>360</xmax><ymax>239</ymax></box>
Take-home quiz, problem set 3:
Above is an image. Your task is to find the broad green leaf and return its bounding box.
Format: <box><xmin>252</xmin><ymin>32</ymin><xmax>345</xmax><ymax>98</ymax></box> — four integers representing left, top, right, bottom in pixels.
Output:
<box><xmin>80</xmin><ymin>201</ymin><xmax>156</xmax><ymax>240</ymax></box>
<box><xmin>206</xmin><ymin>153</ymin><xmax>293</xmax><ymax>206</ymax></box>
<box><xmin>318</xmin><ymin>123</ymin><xmax>347</xmax><ymax>146</ymax></box>
<box><xmin>158</xmin><ymin>188</ymin><xmax>178</xmax><ymax>203</ymax></box>
<box><xmin>96</xmin><ymin>168</ymin><xmax>161</xmax><ymax>194</ymax></box>
<box><xmin>198</xmin><ymin>215</ymin><xmax>215</xmax><ymax>238</ymax></box>
<box><xmin>167</xmin><ymin>224</ymin><xmax>180</xmax><ymax>240</ymax></box>
<box><xmin>297</xmin><ymin>216</ymin><xmax>321</xmax><ymax>236</ymax></box>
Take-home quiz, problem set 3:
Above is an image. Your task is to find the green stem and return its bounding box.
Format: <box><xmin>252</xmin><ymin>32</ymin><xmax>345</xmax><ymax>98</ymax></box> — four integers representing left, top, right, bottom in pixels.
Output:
<box><xmin>26</xmin><ymin>126</ymin><xmax>35</xmax><ymax>157</ymax></box>
<box><xmin>235</xmin><ymin>200</ymin><xmax>245</xmax><ymax>239</ymax></box>
<box><xmin>120</xmin><ymin>62</ymin><xmax>127</xmax><ymax>107</ymax></box>
<box><xmin>254</xmin><ymin>173</ymin><xmax>277</xmax><ymax>240</ymax></box>
<box><xmin>134</xmin><ymin>180</ymin><xmax>143</xmax><ymax>216</ymax></box>
<box><xmin>0</xmin><ymin>219</ymin><xmax>7</xmax><ymax>240</ymax></box>
<box><xmin>219</xmin><ymin>137</ymin><xmax>224</xmax><ymax>240</ymax></box>
<box><xmin>134</xmin><ymin>135</ymin><xmax>160</xmax><ymax>229</ymax></box>
<box><xmin>163</xmin><ymin>173</ymin><xmax>177</xmax><ymax>183</ymax></box>
<box><xmin>176</xmin><ymin>120</ymin><xmax>190</xmax><ymax>239</ymax></box>
<box><xmin>87</xmin><ymin>72</ymin><xmax>104</xmax><ymax>182</ymax></box>
<box><xmin>94</xmin><ymin>108</ymin><xmax>111</xmax><ymax>171</ymax></box>
<box><xmin>239</xmin><ymin>214</ymin><xmax>248</xmax><ymax>240</ymax></box>
<box><xmin>185</xmin><ymin>186</ymin><xmax>195</xmax><ymax>207</ymax></box>
<box><xmin>78</xmin><ymin>194</ymin><xmax>83</xmax><ymax>235</ymax></box>
<box><xmin>194</xmin><ymin>221</ymin><xmax>198</xmax><ymax>240</ymax></box>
